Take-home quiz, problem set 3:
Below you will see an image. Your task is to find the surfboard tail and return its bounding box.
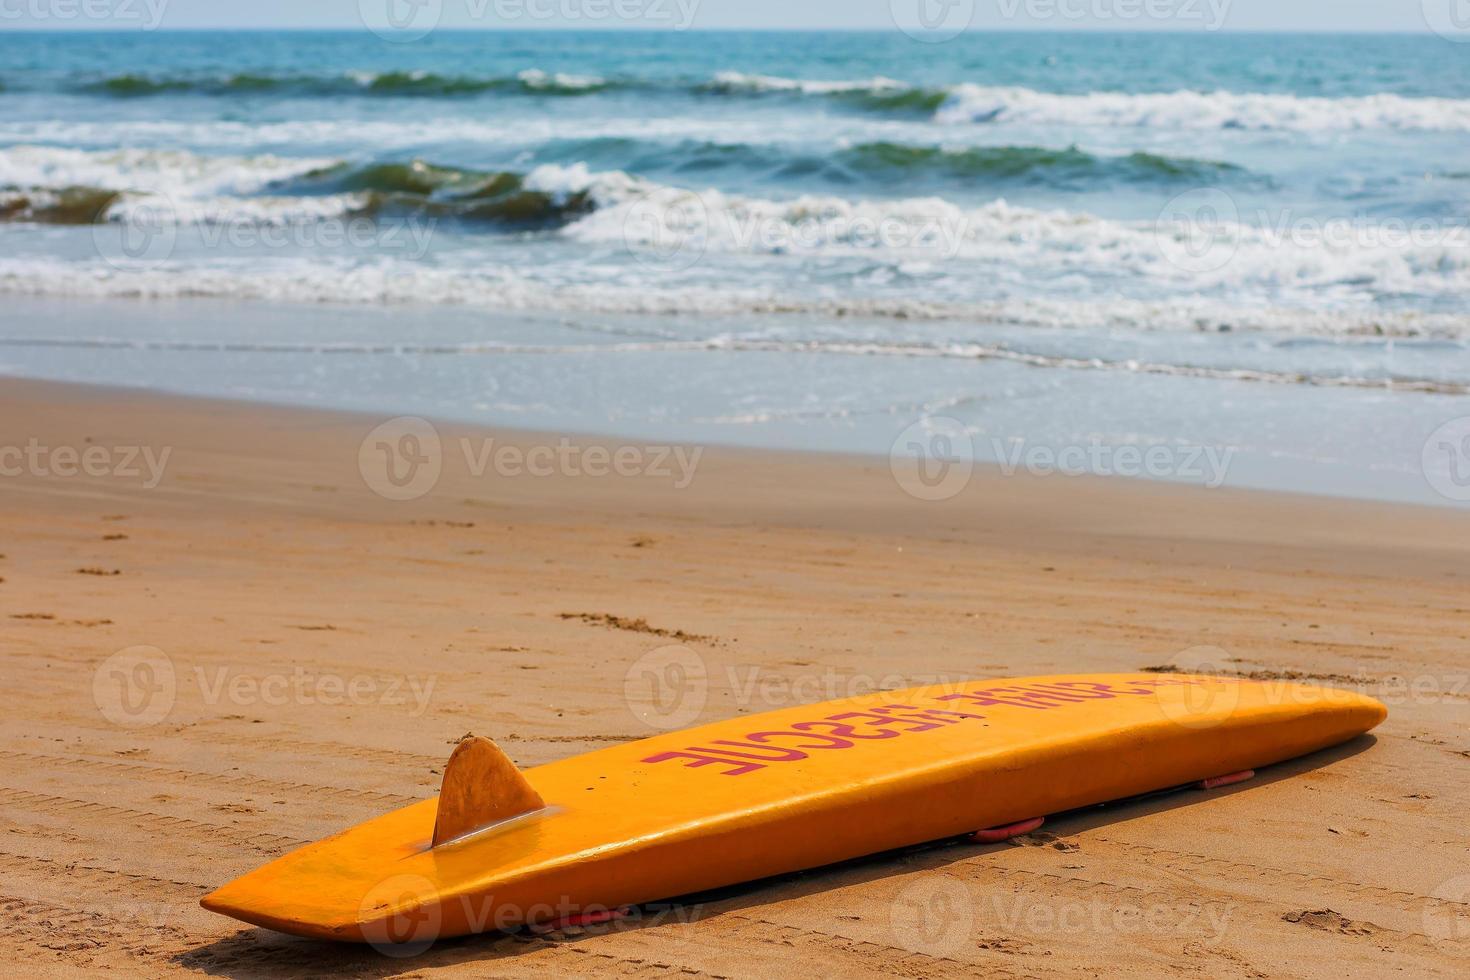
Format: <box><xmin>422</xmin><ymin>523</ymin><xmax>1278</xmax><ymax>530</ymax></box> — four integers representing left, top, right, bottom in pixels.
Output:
<box><xmin>431</xmin><ymin>735</ymin><xmax>545</xmax><ymax>847</ymax></box>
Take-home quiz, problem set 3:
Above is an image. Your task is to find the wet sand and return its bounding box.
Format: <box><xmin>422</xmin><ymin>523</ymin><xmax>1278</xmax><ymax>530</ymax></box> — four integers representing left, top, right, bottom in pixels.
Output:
<box><xmin>1</xmin><ymin>376</ymin><xmax>1467</xmax><ymax>978</ymax></box>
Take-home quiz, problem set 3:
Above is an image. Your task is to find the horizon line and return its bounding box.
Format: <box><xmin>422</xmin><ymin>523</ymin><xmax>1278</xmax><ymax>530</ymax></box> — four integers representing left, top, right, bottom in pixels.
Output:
<box><xmin>0</xmin><ymin>26</ymin><xmax>1450</xmax><ymax>36</ymax></box>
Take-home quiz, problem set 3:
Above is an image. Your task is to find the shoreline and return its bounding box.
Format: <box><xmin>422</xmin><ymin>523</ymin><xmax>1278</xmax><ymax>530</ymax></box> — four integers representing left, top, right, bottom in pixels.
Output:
<box><xmin>6</xmin><ymin>374</ymin><xmax>1469</xmax><ymax>558</ymax></box>
<box><xmin>2</xmin><ymin>376</ymin><xmax>1468</xmax><ymax>976</ymax></box>
<box><xmin>2</xmin><ymin>293</ymin><xmax>1467</xmax><ymax>510</ymax></box>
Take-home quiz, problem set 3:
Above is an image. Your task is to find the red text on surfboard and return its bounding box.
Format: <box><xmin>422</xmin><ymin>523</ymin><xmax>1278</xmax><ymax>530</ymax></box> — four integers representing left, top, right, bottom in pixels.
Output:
<box><xmin>641</xmin><ymin>678</ymin><xmax>1187</xmax><ymax>776</ymax></box>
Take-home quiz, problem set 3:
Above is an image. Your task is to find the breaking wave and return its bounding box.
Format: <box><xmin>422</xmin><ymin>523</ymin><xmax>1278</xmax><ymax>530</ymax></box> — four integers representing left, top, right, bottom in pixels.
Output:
<box><xmin>935</xmin><ymin>85</ymin><xmax>1470</xmax><ymax>132</ymax></box>
<box><xmin>57</xmin><ymin>68</ymin><xmax>1470</xmax><ymax>132</ymax></box>
<box><xmin>0</xmin><ymin>142</ymin><xmax>1253</xmax><ymax>234</ymax></box>
<box><xmin>80</xmin><ymin>68</ymin><xmax>615</xmax><ymax>98</ymax></box>
<box><xmin>3</xmin><ymin>147</ymin><xmax>1466</xmax><ymax>341</ymax></box>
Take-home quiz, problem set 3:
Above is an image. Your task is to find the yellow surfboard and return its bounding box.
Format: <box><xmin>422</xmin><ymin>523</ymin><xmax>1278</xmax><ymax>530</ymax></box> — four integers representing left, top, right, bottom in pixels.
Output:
<box><xmin>201</xmin><ymin>672</ymin><xmax>1385</xmax><ymax>943</ymax></box>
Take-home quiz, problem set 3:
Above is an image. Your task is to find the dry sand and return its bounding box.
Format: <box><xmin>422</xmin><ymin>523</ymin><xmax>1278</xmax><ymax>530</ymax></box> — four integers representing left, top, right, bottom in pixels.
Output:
<box><xmin>1</xmin><ymin>376</ymin><xmax>1467</xmax><ymax>978</ymax></box>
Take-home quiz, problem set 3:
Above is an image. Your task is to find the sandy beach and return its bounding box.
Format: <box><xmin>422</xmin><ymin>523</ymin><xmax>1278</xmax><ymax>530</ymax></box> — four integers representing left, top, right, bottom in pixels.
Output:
<box><xmin>0</xmin><ymin>376</ymin><xmax>1466</xmax><ymax>977</ymax></box>
<box><xmin>6</xmin><ymin>15</ymin><xmax>1470</xmax><ymax>980</ymax></box>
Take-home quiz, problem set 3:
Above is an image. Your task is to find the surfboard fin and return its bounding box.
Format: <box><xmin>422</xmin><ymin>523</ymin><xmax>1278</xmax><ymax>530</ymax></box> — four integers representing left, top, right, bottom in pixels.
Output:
<box><xmin>432</xmin><ymin>735</ymin><xmax>545</xmax><ymax>847</ymax></box>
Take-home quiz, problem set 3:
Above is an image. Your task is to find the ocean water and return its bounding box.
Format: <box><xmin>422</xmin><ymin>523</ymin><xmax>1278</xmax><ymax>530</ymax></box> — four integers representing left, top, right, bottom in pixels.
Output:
<box><xmin>1</xmin><ymin>31</ymin><xmax>1468</xmax><ymax>504</ymax></box>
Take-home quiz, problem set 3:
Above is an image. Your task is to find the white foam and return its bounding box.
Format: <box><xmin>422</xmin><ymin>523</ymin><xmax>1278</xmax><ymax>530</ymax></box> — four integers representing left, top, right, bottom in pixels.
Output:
<box><xmin>545</xmin><ymin>171</ymin><xmax>1470</xmax><ymax>313</ymax></box>
<box><xmin>2</xmin><ymin>256</ymin><xmax>1466</xmax><ymax>341</ymax></box>
<box><xmin>0</xmin><ymin>116</ymin><xmax>811</xmax><ymax>156</ymax></box>
<box><xmin>523</xmin><ymin>161</ymin><xmax>646</xmax><ymax>202</ymax></box>
<box><xmin>936</xmin><ymin>86</ymin><xmax>1470</xmax><ymax>132</ymax></box>
<box><xmin>702</xmin><ymin>72</ymin><xmax>1470</xmax><ymax>132</ymax></box>
<box><xmin>0</xmin><ymin>145</ymin><xmax>334</xmax><ymax>199</ymax></box>
<box><xmin>516</xmin><ymin>69</ymin><xmax>606</xmax><ymax>91</ymax></box>
<box><xmin>708</xmin><ymin>71</ymin><xmax>910</xmax><ymax>95</ymax></box>
<box><xmin>5</xmin><ymin>154</ymin><xmax>1467</xmax><ymax>339</ymax></box>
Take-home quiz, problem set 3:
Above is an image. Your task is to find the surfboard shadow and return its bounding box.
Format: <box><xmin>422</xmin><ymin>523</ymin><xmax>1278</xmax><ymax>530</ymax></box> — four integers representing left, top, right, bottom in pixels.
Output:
<box><xmin>175</xmin><ymin>921</ymin><xmax>613</xmax><ymax>979</ymax></box>
<box><xmin>175</xmin><ymin>735</ymin><xmax>1376</xmax><ymax>977</ymax></box>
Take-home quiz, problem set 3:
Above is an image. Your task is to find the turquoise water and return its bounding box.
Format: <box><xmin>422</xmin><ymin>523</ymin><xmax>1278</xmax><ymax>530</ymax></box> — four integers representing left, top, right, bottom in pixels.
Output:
<box><xmin>3</xmin><ymin>30</ymin><xmax>1468</xmax><ymax>323</ymax></box>
<box><xmin>1</xmin><ymin>31</ymin><xmax>1468</xmax><ymax>503</ymax></box>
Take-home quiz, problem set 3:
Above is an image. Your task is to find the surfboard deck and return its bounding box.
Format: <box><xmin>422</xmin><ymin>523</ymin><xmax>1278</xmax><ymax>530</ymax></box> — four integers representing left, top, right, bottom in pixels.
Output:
<box><xmin>201</xmin><ymin>672</ymin><xmax>1386</xmax><ymax>943</ymax></box>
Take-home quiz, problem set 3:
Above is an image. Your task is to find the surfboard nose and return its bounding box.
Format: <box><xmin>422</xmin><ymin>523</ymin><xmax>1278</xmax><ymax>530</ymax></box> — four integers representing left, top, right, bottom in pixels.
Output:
<box><xmin>1316</xmin><ymin>684</ymin><xmax>1387</xmax><ymax>730</ymax></box>
<box><xmin>198</xmin><ymin>792</ymin><xmax>446</xmax><ymax>940</ymax></box>
<box><xmin>1282</xmin><ymin>682</ymin><xmax>1387</xmax><ymax>747</ymax></box>
<box><xmin>199</xmin><ymin>736</ymin><xmax>553</xmax><ymax>940</ymax></box>
<box><xmin>1360</xmin><ymin>696</ymin><xmax>1389</xmax><ymax>729</ymax></box>
<box><xmin>200</xmin><ymin>879</ymin><xmax>366</xmax><ymax>941</ymax></box>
